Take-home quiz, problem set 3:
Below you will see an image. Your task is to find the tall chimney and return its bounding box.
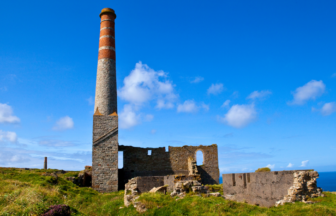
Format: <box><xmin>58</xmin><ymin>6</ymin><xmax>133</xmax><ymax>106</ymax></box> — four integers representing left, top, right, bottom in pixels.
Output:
<box><xmin>94</xmin><ymin>8</ymin><xmax>117</xmax><ymax>115</ymax></box>
<box><xmin>92</xmin><ymin>8</ymin><xmax>119</xmax><ymax>193</ymax></box>
<box><xmin>44</xmin><ymin>157</ymin><xmax>47</xmax><ymax>169</ymax></box>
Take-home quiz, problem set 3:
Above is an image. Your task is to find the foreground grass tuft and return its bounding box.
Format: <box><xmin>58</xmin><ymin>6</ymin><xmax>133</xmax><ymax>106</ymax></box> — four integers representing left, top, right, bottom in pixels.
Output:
<box><xmin>0</xmin><ymin>168</ymin><xmax>335</xmax><ymax>215</ymax></box>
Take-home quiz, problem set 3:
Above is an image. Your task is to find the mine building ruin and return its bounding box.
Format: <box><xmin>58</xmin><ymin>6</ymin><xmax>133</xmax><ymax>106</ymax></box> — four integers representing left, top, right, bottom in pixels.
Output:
<box><xmin>92</xmin><ymin>8</ymin><xmax>219</xmax><ymax>193</ymax></box>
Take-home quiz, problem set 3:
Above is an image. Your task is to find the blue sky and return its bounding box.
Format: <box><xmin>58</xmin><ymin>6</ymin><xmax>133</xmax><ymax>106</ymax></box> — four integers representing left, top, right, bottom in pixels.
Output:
<box><xmin>0</xmin><ymin>0</ymin><xmax>335</xmax><ymax>173</ymax></box>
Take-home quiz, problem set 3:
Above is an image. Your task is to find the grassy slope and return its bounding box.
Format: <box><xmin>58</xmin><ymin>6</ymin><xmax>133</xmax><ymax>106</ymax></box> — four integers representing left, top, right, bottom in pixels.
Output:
<box><xmin>0</xmin><ymin>168</ymin><xmax>335</xmax><ymax>216</ymax></box>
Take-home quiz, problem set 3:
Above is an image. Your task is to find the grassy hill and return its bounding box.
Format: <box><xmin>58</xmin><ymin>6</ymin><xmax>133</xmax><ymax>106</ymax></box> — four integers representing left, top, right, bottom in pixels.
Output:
<box><xmin>0</xmin><ymin>168</ymin><xmax>336</xmax><ymax>216</ymax></box>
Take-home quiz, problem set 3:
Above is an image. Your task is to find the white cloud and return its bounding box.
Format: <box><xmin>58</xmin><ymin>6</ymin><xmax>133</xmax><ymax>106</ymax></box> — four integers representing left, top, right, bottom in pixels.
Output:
<box><xmin>0</xmin><ymin>103</ymin><xmax>20</xmax><ymax>124</ymax></box>
<box><xmin>86</xmin><ymin>96</ymin><xmax>94</xmax><ymax>105</ymax></box>
<box><xmin>201</xmin><ymin>103</ymin><xmax>209</xmax><ymax>112</ymax></box>
<box><xmin>0</xmin><ymin>130</ymin><xmax>17</xmax><ymax>143</ymax></box>
<box><xmin>266</xmin><ymin>164</ymin><xmax>275</xmax><ymax>169</ymax></box>
<box><xmin>221</xmin><ymin>100</ymin><xmax>230</xmax><ymax>108</ymax></box>
<box><xmin>287</xmin><ymin>163</ymin><xmax>293</xmax><ymax>168</ymax></box>
<box><xmin>39</xmin><ymin>139</ymin><xmax>75</xmax><ymax>147</ymax></box>
<box><xmin>300</xmin><ymin>160</ymin><xmax>309</xmax><ymax>167</ymax></box>
<box><xmin>145</xmin><ymin>114</ymin><xmax>154</xmax><ymax>121</ymax></box>
<box><xmin>118</xmin><ymin>62</ymin><xmax>177</xmax><ymax>108</ymax></box>
<box><xmin>177</xmin><ymin>100</ymin><xmax>198</xmax><ymax>113</ymax></box>
<box><xmin>321</xmin><ymin>102</ymin><xmax>336</xmax><ymax>116</ymax></box>
<box><xmin>247</xmin><ymin>90</ymin><xmax>272</xmax><ymax>100</ymax></box>
<box><xmin>52</xmin><ymin>116</ymin><xmax>74</xmax><ymax>131</ymax></box>
<box><xmin>119</xmin><ymin>104</ymin><xmax>140</xmax><ymax>129</ymax></box>
<box><xmin>207</xmin><ymin>83</ymin><xmax>224</xmax><ymax>95</ymax></box>
<box><xmin>289</xmin><ymin>80</ymin><xmax>325</xmax><ymax>105</ymax></box>
<box><xmin>150</xmin><ymin>129</ymin><xmax>156</xmax><ymax>134</ymax></box>
<box><xmin>190</xmin><ymin>76</ymin><xmax>204</xmax><ymax>83</ymax></box>
<box><xmin>218</xmin><ymin>104</ymin><xmax>256</xmax><ymax>128</ymax></box>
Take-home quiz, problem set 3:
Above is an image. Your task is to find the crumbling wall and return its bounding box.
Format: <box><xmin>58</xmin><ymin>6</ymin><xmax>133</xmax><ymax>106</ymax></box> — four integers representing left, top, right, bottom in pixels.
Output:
<box><xmin>92</xmin><ymin>114</ymin><xmax>118</xmax><ymax>192</ymax></box>
<box><xmin>222</xmin><ymin>170</ymin><xmax>324</xmax><ymax>207</ymax></box>
<box><xmin>169</xmin><ymin>145</ymin><xmax>219</xmax><ymax>184</ymax></box>
<box><xmin>119</xmin><ymin>144</ymin><xmax>219</xmax><ymax>186</ymax></box>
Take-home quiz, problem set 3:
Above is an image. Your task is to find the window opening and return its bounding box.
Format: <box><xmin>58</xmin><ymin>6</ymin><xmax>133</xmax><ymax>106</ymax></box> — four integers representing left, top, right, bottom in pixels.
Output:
<box><xmin>196</xmin><ymin>150</ymin><xmax>203</xmax><ymax>165</ymax></box>
<box><xmin>148</xmin><ymin>150</ymin><xmax>152</xmax><ymax>155</ymax></box>
<box><xmin>118</xmin><ymin>151</ymin><xmax>123</xmax><ymax>169</ymax></box>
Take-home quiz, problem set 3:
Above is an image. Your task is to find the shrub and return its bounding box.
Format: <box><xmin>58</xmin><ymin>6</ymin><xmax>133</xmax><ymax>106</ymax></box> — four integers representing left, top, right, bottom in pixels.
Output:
<box><xmin>42</xmin><ymin>204</ymin><xmax>71</xmax><ymax>216</ymax></box>
<box><xmin>255</xmin><ymin>167</ymin><xmax>271</xmax><ymax>172</ymax></box>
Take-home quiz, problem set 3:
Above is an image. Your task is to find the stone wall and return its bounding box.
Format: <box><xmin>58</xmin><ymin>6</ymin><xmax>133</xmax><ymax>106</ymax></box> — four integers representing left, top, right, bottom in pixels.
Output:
<box><xmin>222</xmin><ymin>170</ymin><xmax>323</xmax><ymax>207</ymax></box>
<box><xmin>119</xmin><ymin>144</ymin><xmax>219</xmax><ymax>187</ymax></box>
<box><xmin>92</xmin><ymin>114</ymin><xmax>118</xmax><ymax>192</ymax></box>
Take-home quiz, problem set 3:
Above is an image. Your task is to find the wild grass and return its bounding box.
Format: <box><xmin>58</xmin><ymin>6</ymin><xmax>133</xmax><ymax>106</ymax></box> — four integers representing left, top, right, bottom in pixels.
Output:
<box><xmin>0</xmin><ymin>168</ymin><xmax>335</xmax><ymax>216</ymax></box>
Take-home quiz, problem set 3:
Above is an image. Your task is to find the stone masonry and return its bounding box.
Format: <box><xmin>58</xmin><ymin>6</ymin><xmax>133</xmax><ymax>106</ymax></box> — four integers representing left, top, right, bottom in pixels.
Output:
<box><xmin>92</xmin><ymin>113</ymin><xmax>118</xmax><ymax>192</ymax></box>
<box><xmin>222</xmin><ymin>170</ymin><xmax>324</xmax><ymax>207</ymax></box>
<box><xmin>119</xmin><ymin>144</ymin><xmax>219</xmax><ymax>188</ymax></box>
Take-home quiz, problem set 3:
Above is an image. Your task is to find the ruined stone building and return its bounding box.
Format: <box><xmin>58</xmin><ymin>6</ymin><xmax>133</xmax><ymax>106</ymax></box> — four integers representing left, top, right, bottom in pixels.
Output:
<box><xmin>92</xmin><ymin>8</ymin><xmax>219</xmax><ymax>193</ymax></box>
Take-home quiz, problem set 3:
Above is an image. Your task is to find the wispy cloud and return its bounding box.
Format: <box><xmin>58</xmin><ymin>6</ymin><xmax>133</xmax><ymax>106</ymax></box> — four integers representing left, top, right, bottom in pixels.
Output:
<box><xmin>0</xmin><ymin>103</ymin><xmax>20</xmax><ymax>124</ymax></box>
<box><xmin>332</xmin><ymin>73</ymin><xmax>336</xmax><ymax>78</ymax></box>
<box><xmin>38</xmin><ymin>139</ymin><xmax>75</xmax><ymax>147</ymax></box>
<box><xmin>266</xmin><ymin>164</ymin><xmax>275</xmax><ymax>169</ymax></box>
<box><xmin>207</xmin><ymin>83</ymin><xmax>224</xmax><ymax>95</ymax></box>
<box><xmin>247</xmin><ymin>90</ymin><xmax>272</xmax><ymax>100</ymax></box>
<box><xmin>119</xmin><ymin>104</ymin><xmax>140</xmax><ymax>129</ymax></box>
<box><xmin>177</xmin><ymin>100</ymin><xmax>198</xmax><ymax>113</ymax></box>
<box><xmin>190</xmin><ymin>76</ymin><xmax>204</xmax><ymax>83</ymax></box>
<box><xmin>289</xmin><ymin>80</ymin><xmax>325</xmax><ymax>105</ymax></box>
<box><xmin>86</xmin><ymin>96</ymin><xmax>94</xmax><ymax>105</ymax></box>
<box><xmin>52</xmin><ymin>116</ymin><xmax>74</xmax><ymax>131</ymax></box>
<box><xmin>287</xmin><ymin>163</ymin><xmax>293</xmax><ymax>168</ymax></box>
<box><xmin>150</xmin><ymin>129</ymin><xmax>156</xmax><ymax>134</ymax></box>
<box><xmin>0</xmin><ymin>130</ymin><xmax>17</xmax><ymax>143</ymax></box>
<box><xmin>321</xmin><ymin>102</ymin><xmax>336</xmax><ymax>116</ymax></box>
<box><xmin>145</xmin><ymin>114</ymin><xmax>154</xmax><ymax>121</ymax></box>
<box><xmin>300</xmin><ymin>160</ymin><xmax>309</xmax><ymax>167</ymax></box>
<box><xmin>218</xmin><ymin>104</ymin><xmax>256</xmax><ymax>128</ymax></box>
<box><xmin>177</xmin><ymin>100</ymin><xmax>209</xmax><ymax>113</ymax></box>
<box><xmin>221</xmin><ymin>100</ymin><xmax>230</xmax><ymax>108</ymax></box>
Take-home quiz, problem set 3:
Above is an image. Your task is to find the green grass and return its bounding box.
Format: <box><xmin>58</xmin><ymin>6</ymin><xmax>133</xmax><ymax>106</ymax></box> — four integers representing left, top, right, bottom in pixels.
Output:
<box><xmin>0</xmin><ymin>168</ymin><xmax>336</xmax><ymax>216</ymax></box>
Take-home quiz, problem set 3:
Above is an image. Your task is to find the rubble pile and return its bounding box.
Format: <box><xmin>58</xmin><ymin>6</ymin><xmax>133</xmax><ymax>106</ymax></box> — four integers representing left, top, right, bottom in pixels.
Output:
<box><xmin>170</xmin><ymin>180</ymin><xmax>221</xmax><ymax>198</ymax></box>
<box><xmin>276</xmin><ymin>171</ymin><xmax>324</xmax><ymax>206</ymax></box>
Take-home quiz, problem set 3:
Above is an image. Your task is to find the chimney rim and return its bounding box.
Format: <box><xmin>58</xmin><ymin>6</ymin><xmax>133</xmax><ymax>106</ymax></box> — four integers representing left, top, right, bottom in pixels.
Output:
<box><xmin>100</xmin><ymin>8</ymin><xmax>117</xmax><ymax>19</ymax></box>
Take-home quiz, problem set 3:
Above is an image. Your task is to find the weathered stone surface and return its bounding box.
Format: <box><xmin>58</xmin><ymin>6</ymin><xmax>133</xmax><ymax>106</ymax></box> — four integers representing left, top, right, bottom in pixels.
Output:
<box><xmin>94</xmin><ymin>58</ymin><xmax>117</xmax><ymax>115</ymax></box>
<box><xmin>170</xmin><ymin>179</ymin><xmax>208</xmax><ymax>198</ymax></box>
<box><xmin>149</xmin><ymin>185</ymin><xmax>168</xmax><ymax>194</ymax></box>
<box><xmin>222</xmin><ymin>170</ymin><xmax>324</xmax><ymax>207</ymax></box>
<box><xmin>119</xmin><ymin>144</ymin><xmax>219</xmax><ymax>188</ymax></box>
<box><xmin>275</xmin><ymin>171</ymin><xmax>324</xmax><ymax>206</ymax></box>
<box><xmin>209</xmin><ymin>192</ymin><xmax>221</xmax><ymax>197</ymax></box>
<box><xmin>92</xmin><ymin>115</ymin><xmax>118</xmax><ymax>192</ymax></box>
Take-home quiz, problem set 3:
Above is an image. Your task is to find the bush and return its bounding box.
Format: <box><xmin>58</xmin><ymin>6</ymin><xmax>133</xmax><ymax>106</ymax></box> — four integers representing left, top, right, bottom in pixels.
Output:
<box><xmin>255</xmin><ymin>167</ymin><xmax>271</xmax><ymax>172</ymax></box>
<box><xmin>42</xmin><ymin>204</ymin><xmax>71</xmax><ymax>216</ymax></box>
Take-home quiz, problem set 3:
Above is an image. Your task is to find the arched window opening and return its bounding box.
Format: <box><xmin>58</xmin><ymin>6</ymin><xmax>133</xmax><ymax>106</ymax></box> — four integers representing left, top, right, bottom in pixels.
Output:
<box><xmin>196</xmin><ymin>150</ymin><xmax>203</xmax><ymax>166</ymax></box>
<box><xmin>118</xmin><ymin>151</ymin><xmax>124</xmax><ymax>169</ymax></box>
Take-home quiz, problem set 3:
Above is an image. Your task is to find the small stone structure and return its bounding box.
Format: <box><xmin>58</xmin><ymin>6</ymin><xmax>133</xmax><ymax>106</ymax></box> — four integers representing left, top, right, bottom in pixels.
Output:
<box><xmin>222</xmin><ymin>170</ymin><xmax>324</xmax><ymax>207</ymax></box>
